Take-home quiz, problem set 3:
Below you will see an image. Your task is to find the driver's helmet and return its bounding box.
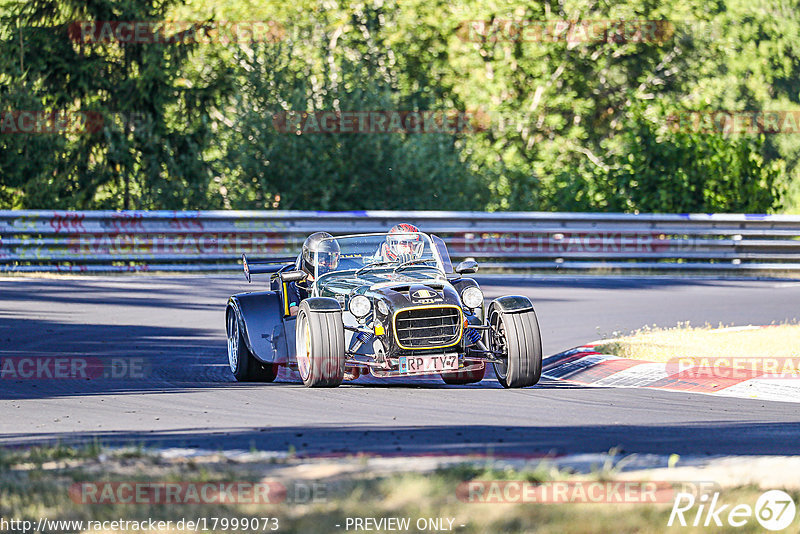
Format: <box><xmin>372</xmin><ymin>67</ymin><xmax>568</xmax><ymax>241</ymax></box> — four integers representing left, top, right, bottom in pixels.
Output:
<box><xmin>383</xmin><ymin>223</ymin><xmax>423</xmax><ymax>262</ymax></box>
<box><xmin>301</xmin><ymin>232</ymin><xmax>340</xmax><ymax>277</ymax></box>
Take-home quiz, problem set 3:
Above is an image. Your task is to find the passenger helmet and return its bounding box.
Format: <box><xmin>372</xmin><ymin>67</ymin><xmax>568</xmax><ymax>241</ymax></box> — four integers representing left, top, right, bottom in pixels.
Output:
<box><xmin>385</xmin><ymin>223</ymin><xmax>422</xmax><ymax>261</ymax></box>
<box><xmin>301</xmin><ymin>232</ymin><xmax>340</xmax><ymax>277</ymax></box>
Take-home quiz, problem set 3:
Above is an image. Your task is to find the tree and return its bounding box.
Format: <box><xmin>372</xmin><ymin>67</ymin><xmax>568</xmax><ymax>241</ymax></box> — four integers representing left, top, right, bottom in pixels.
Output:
<box><xmin>216</xmin><ymin>4</ymin><xmax>488</xmax><ymax>210</ymax></box>
<box><xmin>601</xmin><ymin>104</ymin><xmax>784</xmax><ymax>213</ymax></box>
<box><xmin>0</xmin><ymin>0</ymin><xmax>232</xmax><ymax>209</ymax></box>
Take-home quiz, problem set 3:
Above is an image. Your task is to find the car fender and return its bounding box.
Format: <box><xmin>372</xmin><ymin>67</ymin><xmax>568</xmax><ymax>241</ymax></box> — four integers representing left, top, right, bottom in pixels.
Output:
<box><xmin>228</xmin><ymin>292</ymin><xmax>289</xmax><ymax>364</ymax></box>
<box><xmin>303</xmin><ymin>297</ymin><xmax>342</xmax><ymax>312</ymax></box>
<box><xmin>490</xmin><ymin>295</ymin><xmax>534</xmax><ymax>314</ymax></box>
<box><xmin>451</xmin><ymin>277</ymin><xmax>479</xmax><ymax>293</ymax></box>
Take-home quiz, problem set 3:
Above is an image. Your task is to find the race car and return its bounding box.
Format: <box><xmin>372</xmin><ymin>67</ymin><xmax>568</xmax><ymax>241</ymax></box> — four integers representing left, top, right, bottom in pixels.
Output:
<box><xmin>225</xmin><ymin>231</ymin><xmax>542</xmax><ymax>388</ymax></box>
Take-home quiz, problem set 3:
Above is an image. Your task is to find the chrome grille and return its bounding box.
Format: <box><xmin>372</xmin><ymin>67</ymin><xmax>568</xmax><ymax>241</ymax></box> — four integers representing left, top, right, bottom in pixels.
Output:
<box><xmin>394</xmin><ymin>307</ymin><xmax>462</xmax><ymax>349</ymax></box>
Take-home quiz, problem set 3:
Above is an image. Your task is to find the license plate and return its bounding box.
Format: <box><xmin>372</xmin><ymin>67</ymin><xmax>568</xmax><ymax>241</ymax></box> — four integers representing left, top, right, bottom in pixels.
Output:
<box><xmin>399</xmin><ymin>354</ymin><xmax>459</xmax><ymax>373</ymax></box>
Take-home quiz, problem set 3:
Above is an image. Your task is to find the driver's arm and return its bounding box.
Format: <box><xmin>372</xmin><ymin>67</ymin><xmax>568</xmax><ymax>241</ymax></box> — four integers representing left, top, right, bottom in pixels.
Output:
<box><xmin>285</xmin><ymin>281</ymin><xmax>306</xmax><ymax>316</ymax></box>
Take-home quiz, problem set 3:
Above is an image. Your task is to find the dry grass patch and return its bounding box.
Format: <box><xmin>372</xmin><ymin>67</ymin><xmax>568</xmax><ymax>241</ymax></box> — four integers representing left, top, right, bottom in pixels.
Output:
<box><xmin>594</xmin><ymin>323</ymin><xmax>800</xmax><ymax>363</ymax></box>
<box><xmin>0</xmin><ymin>449</ymin><xmax>771</xmax><ymax>534</ymax></box>
<box><xmin>4</xmin><ymin>446</ymin><xmax>800</xmax><ymax>533</ymax></box>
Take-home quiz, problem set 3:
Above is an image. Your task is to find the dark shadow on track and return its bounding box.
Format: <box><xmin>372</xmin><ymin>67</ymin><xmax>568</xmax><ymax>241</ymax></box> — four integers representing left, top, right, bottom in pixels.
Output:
<box><xmin>4</xmin><ymin>421</ymin><xmax>800</xmax><ymax>457</ymax></box>
<box><xmin>0</xmin><ymin>316</ymin><xmax>234</xmax><ymax>400</ymax></box>
<box><xmin>0</xmin><ymin>312</ymin><xmax>575</xmax><ymax>398</ymax></box>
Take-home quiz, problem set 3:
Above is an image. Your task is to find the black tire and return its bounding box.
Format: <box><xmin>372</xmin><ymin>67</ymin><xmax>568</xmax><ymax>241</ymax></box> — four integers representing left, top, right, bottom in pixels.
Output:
<box><xmin>227</xmin><ymin>307</ymin><xmax>279</xmax><ymax>382</ymax></box>
<box><xmin>441</xmin><ymin>364</ymin><xmax>486</xmax><ymax>385</ymax></box>
<box><xmin>488</xmin><ymin>304</ymin><xmax>542</xmax><ymax>388</ymax></box>
<box><xmin>295</xmin><ymin>301</ymin><xmax>345</xmax><ymax>387</ymax></box>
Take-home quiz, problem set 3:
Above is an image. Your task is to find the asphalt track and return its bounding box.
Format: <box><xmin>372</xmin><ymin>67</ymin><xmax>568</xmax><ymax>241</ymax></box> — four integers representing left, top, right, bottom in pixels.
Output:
<box><xmin>2</xmin><ymin>275</ymin><xmax>800</xmax><ymax>457</ymax></box>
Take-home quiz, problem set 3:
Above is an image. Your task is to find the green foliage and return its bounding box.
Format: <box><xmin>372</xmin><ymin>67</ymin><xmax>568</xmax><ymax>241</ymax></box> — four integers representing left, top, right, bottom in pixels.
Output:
<box><xmin>603</xmin><ymin>110</ymin><xmax>784</xmax><ymax>213</ymax></box>
<box><xmin>216</xmin><ymin>24</ymin><xmax>488</xmax><ymax>210</ymax></box>
<box><xmin>0</xmin><ymin>0</ymin><xmax>233</xmax><ymax>209</ymax></box>
<box><xmin>0</xmin><ymin>0</ymin><xmax>798</xmax><ymax>212</ymax></box>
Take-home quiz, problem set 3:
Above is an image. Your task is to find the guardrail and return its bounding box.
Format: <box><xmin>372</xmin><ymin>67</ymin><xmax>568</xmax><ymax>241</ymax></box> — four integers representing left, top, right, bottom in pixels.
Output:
<box><xmin>1</xmin><ymin>210</ymin><xmax>799</xmax><ymax>273</ymax></box>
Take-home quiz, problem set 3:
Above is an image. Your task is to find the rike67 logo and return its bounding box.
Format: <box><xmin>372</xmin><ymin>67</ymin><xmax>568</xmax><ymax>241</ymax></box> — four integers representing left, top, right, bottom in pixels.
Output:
<box><xmin>669</xmin><ymin>490</ymin><xmax>797</xmax><ymax>531</ymax></box>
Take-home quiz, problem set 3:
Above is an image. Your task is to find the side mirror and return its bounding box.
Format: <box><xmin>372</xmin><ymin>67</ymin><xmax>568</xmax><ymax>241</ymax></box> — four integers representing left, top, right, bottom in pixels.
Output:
<box><xmin>455</xmin><ymin>259</ymin><xmax>479</xmax><ymax>275</ymax></box>
<box><xmin>280</xmin><ymin>270</ymin><xmax>307</xmax><ymax>283</ymax></box>
<box><xmin>243</xmin><ymin>254</ymin><xmax>251</xmax><ymax>282</ymax></box>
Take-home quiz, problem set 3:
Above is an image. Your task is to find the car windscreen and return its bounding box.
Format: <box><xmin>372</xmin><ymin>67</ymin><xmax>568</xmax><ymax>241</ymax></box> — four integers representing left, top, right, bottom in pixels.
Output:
<box><xmin>314</xmin><ymin>233</ymin><xmax>443</xmax><ymax>279</ymax></box>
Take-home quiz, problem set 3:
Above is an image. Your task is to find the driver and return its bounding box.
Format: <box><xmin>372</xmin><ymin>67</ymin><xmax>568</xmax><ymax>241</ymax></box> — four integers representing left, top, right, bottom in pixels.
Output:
<box><xmin>378</xmin><ymin>223</ymin><xmax>424</xmax><ymax>264</ymax></box>
<box><xmin>287</xmin><ymin>232</ymin><xmax>340</xmax><ymax>316</ymax></box>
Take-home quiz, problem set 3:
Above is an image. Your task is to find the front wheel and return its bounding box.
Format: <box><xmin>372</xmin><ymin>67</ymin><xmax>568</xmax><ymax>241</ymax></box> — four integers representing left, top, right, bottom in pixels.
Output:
<box><xmin>295</xmin><ymin>301</ymin><xmax>345</xmax><ymax>387</ymax></box>
<box><xmin>227</xmin><ymin>308</ymin><xmax>278</xmax><ymax>382</ymax></box>
<box><xmin>488</xmin><ymin>304</ymin><xmax>542</xmax><ymax>388</ymax></box>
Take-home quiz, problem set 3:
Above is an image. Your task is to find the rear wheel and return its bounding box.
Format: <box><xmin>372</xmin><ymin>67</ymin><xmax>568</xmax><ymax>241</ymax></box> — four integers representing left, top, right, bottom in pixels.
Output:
<box><xmin>488</xmin><ymin>304</ymin><xmax>542</xmax><ymax>388</ymax></box>
<box><xmin>441</xmin><ymin>363</ymin><xmax>486</xmax><ymax>385</ymax></box>
<box><xmin>295</xmin><ymin>301</ymin><xmax>345</xmax><ymax>387</ymax></box>
<box><xmin>227</xmin><ymin>308</ymin><xmax>279</xmax><ymax>382</ymax></box>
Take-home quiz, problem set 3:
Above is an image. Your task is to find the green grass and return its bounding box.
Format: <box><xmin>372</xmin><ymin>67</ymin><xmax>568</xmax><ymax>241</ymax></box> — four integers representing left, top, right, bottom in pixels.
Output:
<box><xmin>0</xmin><ymin>441</ymin><xmax>103</xmax><ymax>470</ymax></box>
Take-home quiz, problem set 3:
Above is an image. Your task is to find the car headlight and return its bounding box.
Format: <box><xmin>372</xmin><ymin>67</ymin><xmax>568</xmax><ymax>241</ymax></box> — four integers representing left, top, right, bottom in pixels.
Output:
<box><xmin>376</xmin><ymin>299</ymin><xmax>389</xmax><ymax>316</ymax></box>
<box><xmin>349</xmin><ymin>295</ymin><xmax>372</xmax><ymax>318</ymax></box>
<box><xmin>462</xmin><ymin>287</ymin><xmax>484</xmax><ymax>309</ymax></box>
